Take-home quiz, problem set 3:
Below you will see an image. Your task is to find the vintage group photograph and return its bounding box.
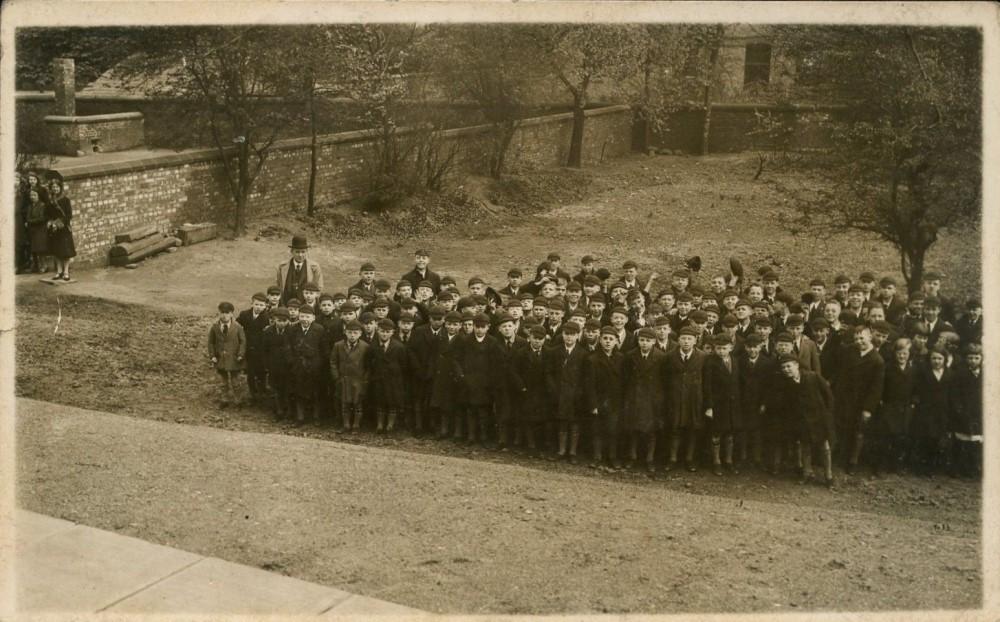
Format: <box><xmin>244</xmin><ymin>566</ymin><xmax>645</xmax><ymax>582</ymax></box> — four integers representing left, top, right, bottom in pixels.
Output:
<box><xmin>2</xmin><ymin>1</ymin><xmax>993</xmax><ymax>618</ymax></box>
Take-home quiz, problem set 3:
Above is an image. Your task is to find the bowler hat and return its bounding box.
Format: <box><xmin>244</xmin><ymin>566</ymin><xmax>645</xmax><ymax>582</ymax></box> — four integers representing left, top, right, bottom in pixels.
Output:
<box><xmin>345</xmin><ymin>319</ymin><xmax>363</xmax><ymax>331</ymax></box>
<box><xmin>289</xmin><ymin>235</ymin><xmax>309</xmax><ymax>250</ymax></box>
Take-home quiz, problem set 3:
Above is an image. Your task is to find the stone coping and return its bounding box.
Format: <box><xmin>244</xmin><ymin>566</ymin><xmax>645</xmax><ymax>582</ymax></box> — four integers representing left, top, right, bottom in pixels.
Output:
<box><xmin>43</xmin><ymin>112</ymin><xmax>145</xmax><ymax>124</ymax></box>
<box><xmin>53</xmin><ymin>104</ymin><xmax>631</xmax><ymax>181</ymax></box>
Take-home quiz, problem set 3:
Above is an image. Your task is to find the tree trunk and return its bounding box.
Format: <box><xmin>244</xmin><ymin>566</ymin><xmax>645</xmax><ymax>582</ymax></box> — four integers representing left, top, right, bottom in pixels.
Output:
<box><xmin>903</xmin><ymin>245</ymin><xmax>926</xmax><ymax>295</ymax></box>
<box><xmin>491</xmin><ymin>120</ymin><xmax>516</xmax><ymax>178</ymax></box>
<box><xmin>307</xmin><ymin>82</ymin><xmax>319</xmax><ymax>216</ymax></box>
<box><xmin>235</xmin><ymin>144</ymin><xmax>250</xmax><ymax>236</ymax></box>
<box><xmin>640</xmin><ymin>55</ymin><xmax>652</xmax><ymax>152</ymax></box>
<box><xmin>700</xmin><ymin>31</ymin><xmax>722</xmax><ymax>156</ymax></box>
<box><xmin>567</xmin><ymin>101</ymin><xmax>585</xmax><ymax>168</ymax></box>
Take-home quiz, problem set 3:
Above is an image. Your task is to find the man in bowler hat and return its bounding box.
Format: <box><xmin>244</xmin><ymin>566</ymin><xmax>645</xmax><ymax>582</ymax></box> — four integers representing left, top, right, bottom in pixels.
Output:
<box><xmin>276</xmin><ymin>235</ymin><xmax>323</xmax><ymax>305</ymax></box>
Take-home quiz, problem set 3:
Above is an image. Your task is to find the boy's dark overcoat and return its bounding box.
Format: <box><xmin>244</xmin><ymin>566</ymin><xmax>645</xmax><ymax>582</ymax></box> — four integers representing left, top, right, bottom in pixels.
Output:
<box><xmin>875</xmin><ymin>361</ymin><xmax>916</xmax><ymax>437</ymax></box>
<box><xmin>545</xmin><ymin>342</ymin><xmax>589</xmax><ymax>423</ymax></box>
<box><xmin>330</xmin><ymin>339</ymin><xmax>371</xmax><ymax>404</ymax></box>
<box><xmin>515</xmin><ymin>345</ymin><xmax>549</xmax><ymax>424</ymax></box>
<box><xmin>664</xmin><ymin>348</ymin><xmax>707</xmax><ymax>431</ymax></box>
<box><xmin>584</xmin><ymin>349</ymin><xmax>625</xmax><ymax>434</ymax></box>
<box><xmin>739</xmin><ymin>351</ymin><xmax>776</xmax><ymax>431</ymax></box>
<box><xmin>622</xmin><ymin>348</ymin><xmax>666</xmax><ymax>434</ymax></box>
<box><xmin>287</xmin><ymin>322</ymin><xmax>328</xmax><ymax>398</ymax></box>
<box><xmin>704</xmin><ymin>354</ymin><xmax>742</xmax><ymax>435</ymax></box>
<box><xmin>369</xmin><ymin>338</ymin><xmax>409</xmax><ymax>409</ymax></box>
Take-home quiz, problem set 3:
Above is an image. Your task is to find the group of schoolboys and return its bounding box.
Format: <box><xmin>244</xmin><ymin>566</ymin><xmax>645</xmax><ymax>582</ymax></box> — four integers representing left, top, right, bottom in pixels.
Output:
<box><xmin>208</xmin><ymin>236</ymin><xmax>984</xmax><ymax>488</ymax></box>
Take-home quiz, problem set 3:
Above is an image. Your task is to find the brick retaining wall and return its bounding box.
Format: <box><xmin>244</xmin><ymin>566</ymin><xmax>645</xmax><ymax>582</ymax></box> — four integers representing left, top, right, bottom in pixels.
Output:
<box><xmin>52</xmin><ymin>105</ymin><xmax>633</xmax><ymax>267</ymax></box>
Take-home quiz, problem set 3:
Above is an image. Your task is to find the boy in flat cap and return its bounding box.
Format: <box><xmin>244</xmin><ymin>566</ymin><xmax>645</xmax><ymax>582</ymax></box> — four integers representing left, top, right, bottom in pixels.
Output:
<box><xmin>515</xmin><ymin>324</ymin><xmax>550</xmax><ymax>454</ymax></box>
<box><xmin>585</xmin><ymin>326</ymin><xmax>625</xmax><ymax>468</ymax></box>
<box><xmin>623</xmin><ymin>326</ymin><xmax>666</xmax><ymax>474</ymax></box>
<box><xmin>330</xmin><ymin>320</ymin><xmax>371</xmax><ymax>432</ymax></box>
<box><xmin>315</xmin><ymin>294</ymin><xmax>343</xmax><ymax>423</ymax></box>
<box><xmin>785</xmin><ymin>314</ymin><xmax>821</xmax><ymax>376</ymax></box>
<box><xmin>352</xmin><ymin>262</ymin><xmax>378</xmax><ymax>295</ymax></box>
<box><xmin>910</xmin><ymin>347</ymin><xmax>953</xmax><ymax>476</ymax></box>
<box><xmin>920</xmin><ymin>272</ymin><xmax>956</xmax><ymax>324</ymax></box>
<box><xmin>704</xmin><ymin>334</ymin><xmax>742</xmax><ymax>475</ymax></box>
<box><xmin>833</xmin><ymin>325</ymin><xmax>885</xmax><ymax>474</ymax></box>
<box><xmin>208</xmin><ymin>302</ymin><xmax>247</xmax><ymax>406</ymax></box>
<box><xmin>545</xmin><ymin>321</ymin><xmax>589</xmax><ymax>462</ymax></box>
<box><xmin>277</xmin><ymin>236</ymin><xmax>323</xmax><ymax>305</ymax></box>
<box><xmin>408</xmin><ymin>305</ymin><xmax>448</xmax><ymax>436</ymax></box>
<box><xmin>921</xmin><ymin>297</ymin><xmax>955</xmax><ymax>346</ymax></box>
<box><xmin>766</xmin><ymin>332</ymin><xmax>798</xmax><ymax>474</ymax></box>
<box><xmin>877</xmin><ymin>277</ymin><xmax>907</xmax><ymax>325</ymax></box>
<box><xmin>499</xmin><ymin>268</ymin><xmax>525</xmax><ymax>300</ymax></box>
<box><xmin>237</xmin><ymin>293</ymin><xmax>271</xmax><ymax>404</ymax></box>
<box><xmin>872</xmin><ymin>337</ymin><xmax>917</xmax><ymax>475</ymax></box>
<box><xmin>739</xmin><ymin>333</ymin><xmax>775</xmax><ymax>468</ymax></box>
<box><xmin>262</xmin><ymin>307</ymin><xmax>294</xmax><ymax>420</ymax></box>
<box><xmin>456</xmin><ymin>313</ymin><xmax>504</xmax><ymax>446</ymax></box>
<box><xmin>664</xmin><ymin>325</ymin><xmax>708</xmax><ymax>472</ymax></box>
<box><xmin>301</xmin><ymin>282</ymin><xmax>321</xmax><ymax>309</ymax></box>
<box><xmin>494</xmin><ymin>313</ymin><xmax>527</xmax><ymax>449</ymax></box>
<box><xmin>608</xmin><ymin>306</ymin><xmax>637</xmax><ymax>353</ymax></box>
<box><xmin>778</xmin><ymin>354</ymin><xmax>835</xmax><ymax>487</ymax></box>
<box><xmin>951</xmin><ymin>343</ymin><xmax>983</xmax><ymax>479</ymax></box>
<box><xmin>573</xmin><ymin>255</ymin><xmax>597</xmax><ymax>285</ymax></box>
<box><xmin>369</xmin><ymin>318</ymin><xmax>409</xmax><ymax>434</ymax></box>
<box><xmin>955</xmin><ymin>298</ymin><xmax>982</xmax><ymax>345</ymax></box>
<box><xmin>430</xmin><ymin>311</ymin><xmax>465</xmax><ymax>440</ymax></box>
<box><xmin>265</xmin><ymin>286</ymin><xmax>282</xmax><ymax>313</ymax></box>
<box><xmin>288</xmin><ymin>304</ymin><xmax>328</xmax><ymax>424</ymax></box>
<box><xmin>402</xmin><ymin>249</ymin><xmax>441</xmax><ymax>295</ymax></box>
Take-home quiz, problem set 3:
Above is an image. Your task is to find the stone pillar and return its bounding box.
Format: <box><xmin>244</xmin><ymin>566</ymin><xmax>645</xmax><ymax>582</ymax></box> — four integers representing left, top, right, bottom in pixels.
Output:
<box><xmin>52</xmin><ymin>58</ymin><xmax>75</xmax><ymax>116</ymax></box>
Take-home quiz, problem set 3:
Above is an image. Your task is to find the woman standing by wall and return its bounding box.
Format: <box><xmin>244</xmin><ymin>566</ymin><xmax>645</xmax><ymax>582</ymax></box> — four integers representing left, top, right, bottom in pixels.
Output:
<box><xmin>25</xmin><ymin>187</ymin><xmax>50</xmax><ymax>274</ymax></box>
<box><xmin>45</xmin><ymin>172</ymin><xmax>76</xmax><ymax>280</ymax></box>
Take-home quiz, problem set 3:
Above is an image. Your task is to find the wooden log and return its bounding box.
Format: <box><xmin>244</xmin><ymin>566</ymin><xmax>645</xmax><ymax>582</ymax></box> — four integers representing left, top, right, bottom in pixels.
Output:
<box><xmin>109</xmin><ymin>232</ymin><xmax>166</xmax><ymax>258</ymax></box>
<box><xmin>177</xmin><ymin>222</ymin><xmax>218</xmax><ymax>246</ymax></box>
<box><xmin>114</xmin><ymin>224</ymin><xmax>159</xmax><ymax>244</ymax></box>
<box><xmin>110</xmin><ymin>236</ymin><xmax>180</xmax><ymax>266</ymax></box>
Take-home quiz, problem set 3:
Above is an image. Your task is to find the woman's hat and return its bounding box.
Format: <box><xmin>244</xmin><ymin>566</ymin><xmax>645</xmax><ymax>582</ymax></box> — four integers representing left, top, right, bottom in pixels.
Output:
<box><xmin>44</xmin><ymin>170</ymin><xmax>64</xmax><ymax>185</ymax></box>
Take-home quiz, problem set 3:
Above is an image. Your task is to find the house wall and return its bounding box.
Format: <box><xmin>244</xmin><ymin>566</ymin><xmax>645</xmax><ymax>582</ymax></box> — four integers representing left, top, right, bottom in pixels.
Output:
<box><xmin>52</xmin><ymin>105</ymin><xmax>633</xmax><ymax>267</ymax></box>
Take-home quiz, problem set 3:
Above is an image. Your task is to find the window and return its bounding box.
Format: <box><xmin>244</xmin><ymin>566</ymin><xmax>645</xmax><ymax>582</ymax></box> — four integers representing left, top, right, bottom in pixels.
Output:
<box><xmin>744</xmin><ymin>43</ymin><xmax>772</xmax><ymax>87</ymax></box>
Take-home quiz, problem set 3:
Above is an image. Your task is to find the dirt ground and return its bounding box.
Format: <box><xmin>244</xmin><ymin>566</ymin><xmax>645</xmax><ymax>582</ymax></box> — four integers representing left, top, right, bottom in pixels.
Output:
<box><xmin>14</xmin><ymin>153</ymin><xmax>983</xmax><ymax>613</ymax></box>
<box><xmin>17</xmin><ymin>399</ymin><xmax>981</xmax><ymax>614</ymax></box>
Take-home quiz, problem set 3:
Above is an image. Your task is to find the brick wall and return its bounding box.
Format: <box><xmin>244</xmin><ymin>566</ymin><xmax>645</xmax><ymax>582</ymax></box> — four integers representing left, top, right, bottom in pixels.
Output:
<box><xmin>56</xmin><ymin>105</ymin><xmax>632</xmax><ymax>267</ymax></box>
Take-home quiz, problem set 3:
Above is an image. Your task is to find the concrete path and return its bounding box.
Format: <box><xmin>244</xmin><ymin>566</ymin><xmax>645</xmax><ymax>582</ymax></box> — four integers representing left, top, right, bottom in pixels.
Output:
<box><xmin>14</xmin><ymin>509</ymin><xmax>426</xmax><ymax>616</ymax></box>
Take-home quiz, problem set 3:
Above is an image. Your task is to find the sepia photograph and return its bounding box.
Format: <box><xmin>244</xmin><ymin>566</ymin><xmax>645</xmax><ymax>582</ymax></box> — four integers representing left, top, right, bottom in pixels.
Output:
<box><xmin>1</xmin><ymin>1</ymin><xmax>996</xmax><ymax>618</ymax></box>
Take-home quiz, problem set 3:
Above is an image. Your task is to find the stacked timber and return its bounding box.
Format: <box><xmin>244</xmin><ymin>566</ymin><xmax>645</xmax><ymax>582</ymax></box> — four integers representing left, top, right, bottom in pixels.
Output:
<box><xmin>109</xmin><ymin>225</ymin><xmax>180</xmax><ymax>267</ymax></box>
